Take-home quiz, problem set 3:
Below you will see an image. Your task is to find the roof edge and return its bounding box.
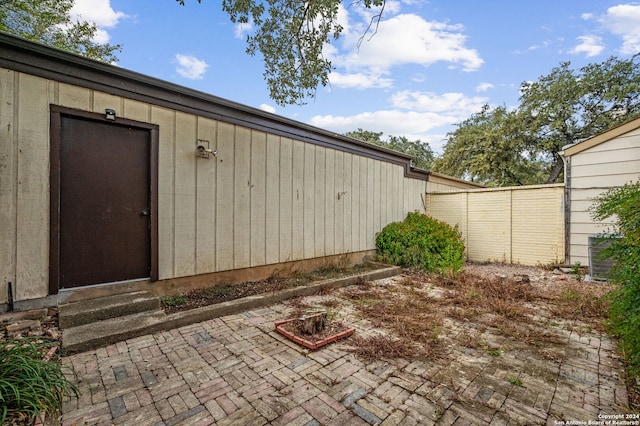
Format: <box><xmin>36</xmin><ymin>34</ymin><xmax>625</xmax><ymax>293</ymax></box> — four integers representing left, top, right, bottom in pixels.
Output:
<box><xmin>563</xmin><ymin>116</ymin><xmax>640</xmax><ymax>156</ymax></box>
<box><xmin>0</xmin><ymin>33</ymin><xmax>434</xmax><ymax>178</ymax></box>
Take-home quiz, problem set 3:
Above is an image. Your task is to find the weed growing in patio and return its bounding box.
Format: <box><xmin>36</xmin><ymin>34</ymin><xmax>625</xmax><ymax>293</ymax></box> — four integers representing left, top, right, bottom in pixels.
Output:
<box><xmin>508</xmin><ymin>374</ymin><xmax>524</xmax><ymax>387</ymax></box>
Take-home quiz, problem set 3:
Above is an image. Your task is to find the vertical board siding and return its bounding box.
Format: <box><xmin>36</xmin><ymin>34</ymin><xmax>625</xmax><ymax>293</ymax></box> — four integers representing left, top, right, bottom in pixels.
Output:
<box><xmin>372</xmin><ymin>161</ymin><xmax>380</xmax><ymax>235</ymax></box>
<box><xmin>264</xmin><ymin>134</ymin><xmax>280</xmax><ymax>265</ymax></box>
<box><xmin>303</xmin><ymin>144</ymin><xmax>315</xmax><ymax>259</ymax></box>
<box><xmin>58</xmin><ymin>82</ymin><xmax>91</xmax><ymax>110</ymax></box>
<box><xmin>233</xmin><ymin>126</ymin><xmax>251</xmax><ymax>269</ymax></box>
<box><xmin>2</xmin><ymin>69</ymin><xmax>430</xmax><ymax>302</ymax></box>
<box><xmin>279</xmin><ymin>138</ymin><xmax>293</xmax><ymax>262</ymax></box>
<box><xmin>250</xmin><ymin>131</ymin><xmax>267</xmax><ymax>267</ymax></box>
<box><xmin>152</xmin><ymin>106</ymin><xmax>176</xmax><ymax>280</ymax></box>
<box><xmin>0</xmin><ymin>69</ymin><xmax>16</xmax><ymax>303</ymax></box>
<box><xmin>123</xmin><ymin>99</ymin><xmax>151</xmax><ymax>123</ymax></box>
<box><xmin>314</xmin><ymin>147</ymin><xmax>326</xmax><ymax>258</ymax></box>
<box><xmin>291</xmin><ymin>140</ymin><xmax>305</xmax><ymax>261</ymax></box>
<box><xmin>427</xmin><ymin>185</ymin><xmax>565</xmax><ymax>265</ymax></box>
<box><xmin>334</xmin><ymin>150</ymin><xmax>345</xmax><ymax>254</ymax></box>
<box><xmin>215</xmin><ymin>122</ymin><xmax>235</xmax><ymax>271</ymax></box>
<box><xmin>343</xmin><ymin>153</ymin><xmax>353</xmax><ymax>252</ymax></box>
<box><xmin>366</xmin><ymin>158</ymin><xmax>375</xmax><ymax>249</ymax></box>
<box><xmin>195</xmin><ymin>117</ymin><xmax>218</xmax><ymax>274</ymax></box>
<box><xmin>92</xmin><ymin>92</ymin><xmax>123</xmax><ymax>117</ymax></box>
<box><xmin>174</xmin><ymin>112</ymin><xmax>197</xmax><ymax>277</ymax></box>
<box><xmin>324</xmin><ymin>149</ymin><xmax>336</xmax><ymax>256</ymax></box>
<box><xmin>16</xmin><ymin>74</ymin><xmax>50</xmax><ymax>299</ymax></box>
<box><xmin>379</xmin><ymin>162</ymin><xmax>387</xmax><ymax>228</ymax></box>
<box><xmin>351</xmin><ymin>155</ymin><xmax>360</xmax><ymax>252</ymax></box>
<box><xmin>359</xmin><ymin>156</ymin><xmax>368</xmax><ymax>252</ymax></box>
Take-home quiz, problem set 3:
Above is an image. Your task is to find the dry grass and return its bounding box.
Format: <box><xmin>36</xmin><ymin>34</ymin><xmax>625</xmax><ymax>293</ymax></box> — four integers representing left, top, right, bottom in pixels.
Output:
<box><xmin>345</xmin><ymin>268</ymin><xmax>613</xmax><ymax>362</ymax></box>
<box><xmin>349</xmin><ymin>335</ymin><xmax>424</xmax><ymax>361</ymax></box>
<box><xmin>343</xmin><ymin>280</ymin><xmax>447</xmax><ymax>360</ymax></box>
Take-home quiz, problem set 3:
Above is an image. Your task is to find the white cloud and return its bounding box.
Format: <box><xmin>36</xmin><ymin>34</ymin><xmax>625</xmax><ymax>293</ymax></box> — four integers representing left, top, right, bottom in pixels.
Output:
<box><xmin>70</xmin><ymin>0</ymin><xmax>127</xmax><ymax>43</ymax></box>
<box><xmin>569</xmin><ymin>35</ymin><xmax>604</xmax><ymax>57</ymax></box>
<box><xmin>328</xmin><ymin>71</ymin><xmax>394</xmax><ymax>89</ymax></box>
<box><xmin>527</xmin><ymin>40</ymin><xmax>551</xmax><ymax>51</ymax></box>
<box><xmin>476</xmin><ymin>82</ymin><xmax>494</xmax><ymax>92</ymax></box>
<box><xmin>311</xmin><ymin>109</ymin><xmax>451</xmax><ymax>134</ymax></box>
<box><xmin>389</xmin><ymin>90</ymin><xmax>487</xmax><ymax>114</ymax></box>
<box><xmin>175</xmin><ymin>54</ymin><xmax>209</xmax><ymax>80</ymax></box>
<box><xmin>513</xmin><ymin>39</ymin><xmax>553</xmax><ymax>55</ymax></box>
<box><xmin>599</xmin><ymin>4</ymin><xmax>640</xmax><ymax>55</ymax></box>
<box><xmin>309</xmin><ymin>90</ymin><xmax>488</xmax><ymax>151</ymax></box>
<box><xmin>259</xmin><ymin>103</ymin><xmax>277</xmax><ymax>114</ymax></box>
<box><xmin>332</xmin><ymin>13</ymin><xmax>483</xmax><ymax>74</ymax></box>
<box><xmin>234</xmin><ymin>22</ymin><xmax>254</xmax><ymax>39</ymax></box>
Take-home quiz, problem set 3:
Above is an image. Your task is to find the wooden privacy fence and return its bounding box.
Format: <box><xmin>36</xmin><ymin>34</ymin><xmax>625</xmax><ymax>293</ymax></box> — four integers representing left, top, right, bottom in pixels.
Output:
<box><xmin>425</xmin><ymin>184</ymin><xmax>565</xmax><ymax>266</ymax></box>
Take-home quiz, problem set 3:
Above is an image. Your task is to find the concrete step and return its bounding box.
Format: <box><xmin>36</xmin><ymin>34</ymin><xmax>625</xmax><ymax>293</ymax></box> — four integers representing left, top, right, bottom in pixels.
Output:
<box><xmin>59</xmin><ymin>266</ymin><xmax>402</xmax><ymax>354</ymax></box>
<box><xmin>58</xmin><ymin>291</ymin><xmax>160</xmax><ymax>329</ymax></box>
<box><xmin>62</xmin><ymin>310</ymin><xmax>167</xmax><ymax>355</ymax></box>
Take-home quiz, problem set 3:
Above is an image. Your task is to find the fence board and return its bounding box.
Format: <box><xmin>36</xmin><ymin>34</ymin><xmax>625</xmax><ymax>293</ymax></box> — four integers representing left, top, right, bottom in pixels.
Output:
<box><xmin>427</xmin><ymin>184</ymin><xmax>564</xmax><ymax>265</ymax></box>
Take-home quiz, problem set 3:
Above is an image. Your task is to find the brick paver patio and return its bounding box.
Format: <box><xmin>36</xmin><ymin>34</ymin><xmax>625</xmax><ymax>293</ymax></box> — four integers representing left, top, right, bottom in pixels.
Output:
<box><xmin>62</xmin><ymin>276</ymin><xmax>632</xmax><ymax>425</ymax></box>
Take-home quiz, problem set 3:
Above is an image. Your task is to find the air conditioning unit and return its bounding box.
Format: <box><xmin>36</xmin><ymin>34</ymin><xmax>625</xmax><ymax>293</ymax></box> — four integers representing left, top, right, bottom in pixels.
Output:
<box><xmin>588</xmin><ymin>234</ymin><xmax>621</xmax><ymax>280</ymax></box>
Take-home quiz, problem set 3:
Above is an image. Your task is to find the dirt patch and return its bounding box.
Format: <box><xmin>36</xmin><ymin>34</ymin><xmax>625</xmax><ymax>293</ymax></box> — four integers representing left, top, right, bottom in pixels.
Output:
<box><xmin>161</xmin><ymin>263</ymin><xmax>385</xmax><ymax>314</ymax></box>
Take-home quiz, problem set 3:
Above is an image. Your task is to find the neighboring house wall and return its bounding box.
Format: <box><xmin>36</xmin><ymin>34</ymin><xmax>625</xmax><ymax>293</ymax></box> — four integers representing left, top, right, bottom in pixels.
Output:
<box><xmin>426</xmin><ymin>184</ymin><xmax>565</xmax><ymax>266</ymax></box>
<box><xmin>563</xmin><ymin>118</ymin><xmax>640</xmax><ymax>267</ymax></box>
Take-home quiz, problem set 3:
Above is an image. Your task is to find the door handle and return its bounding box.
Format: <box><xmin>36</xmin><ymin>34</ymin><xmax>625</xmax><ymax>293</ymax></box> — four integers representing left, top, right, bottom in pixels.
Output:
<box><xmin>141</xmin><ymin>208</ymin><xmax>150</xmax><ymax>216</ymax></box>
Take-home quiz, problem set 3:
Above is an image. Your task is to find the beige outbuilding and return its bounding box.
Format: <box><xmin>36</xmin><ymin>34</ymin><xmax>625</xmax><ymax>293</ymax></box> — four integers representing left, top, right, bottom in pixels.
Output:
<box><xmin>0</xmin><ymin>34</ymin><xmax>481</xmax><ymax>311</ymax></box>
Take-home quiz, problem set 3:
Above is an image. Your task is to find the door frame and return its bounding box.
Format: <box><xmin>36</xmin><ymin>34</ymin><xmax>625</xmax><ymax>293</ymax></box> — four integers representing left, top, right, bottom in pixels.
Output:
<box><xmin>49</xmin><ymin>105</ymin><xmax>159</xmax><ymax>295</ymax></box>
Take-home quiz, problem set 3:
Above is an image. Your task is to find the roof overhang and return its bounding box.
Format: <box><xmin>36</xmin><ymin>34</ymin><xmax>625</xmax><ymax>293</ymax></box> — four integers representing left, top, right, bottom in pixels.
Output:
<box><xmin>563</xmin><ymin>116</ymin><xmax>640</xmax><ymax>157</ymax></box>
<box><xmin>0</xmin><ymin>32</ymin><xmax>433</xmax><ymax>180</ymax></box>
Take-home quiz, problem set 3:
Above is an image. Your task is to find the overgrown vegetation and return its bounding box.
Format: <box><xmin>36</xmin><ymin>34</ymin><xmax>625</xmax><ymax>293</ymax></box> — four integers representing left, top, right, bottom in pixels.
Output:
<box><xmin>344</xmin><ymin>278</ymin><xmax>445</xmax><ymax>360</ymax></box>
<box><xmin>0</xmin><ymin>337</ymin><xmax>78</xmax><ymax>424</ymax></box>
<box><xmin>375</xmin><ymin>212</ymin><xmax>465</xmax><ymax>273</ymax></box>
<box><xmin>591</xmin><ymin>180</ymin><xmax>640</xmax><ymax>377</ymax></box>
<box><xmin>346</xmin><ymin>270</ymin><xmax>611</xmax><ymax>362</ymax></box>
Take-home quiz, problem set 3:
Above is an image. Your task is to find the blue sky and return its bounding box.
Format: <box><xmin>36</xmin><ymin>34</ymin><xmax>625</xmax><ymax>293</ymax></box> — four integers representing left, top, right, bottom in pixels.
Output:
<box><xmin>70</xmin><ymin>0</ymin><xmax>640</xmax><ymax>152</ymax></box>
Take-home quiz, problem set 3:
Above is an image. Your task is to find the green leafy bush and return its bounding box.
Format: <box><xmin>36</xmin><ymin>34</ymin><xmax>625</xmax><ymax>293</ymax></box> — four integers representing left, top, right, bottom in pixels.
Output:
<box><xmin>0</xmin><ymin>337</ymin><xmax>79</xmax><ymax>424</ymax></box>
<box><xmin>591</xmin><ymin>180</ymin><xmax>640</xmax><ymax>376</ymax></box>
<box><xmin>376</xmin><ymin>212</ymin><xmax>465</xmax><ymax>273</ymax></box>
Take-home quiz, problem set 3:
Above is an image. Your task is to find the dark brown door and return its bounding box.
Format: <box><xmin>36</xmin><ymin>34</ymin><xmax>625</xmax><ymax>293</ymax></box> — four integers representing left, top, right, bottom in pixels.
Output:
<box><xmin>58</xmin><ymin>115</ymin><xmax>152</xmax><ymax>288</ymax></box>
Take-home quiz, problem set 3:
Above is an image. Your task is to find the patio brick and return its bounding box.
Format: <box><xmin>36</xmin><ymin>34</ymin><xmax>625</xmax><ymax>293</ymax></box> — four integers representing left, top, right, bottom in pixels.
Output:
<box><xmin>61</xmin><ymin>275</ymin><xmax>632</xmax><ymax>426</ymax></box>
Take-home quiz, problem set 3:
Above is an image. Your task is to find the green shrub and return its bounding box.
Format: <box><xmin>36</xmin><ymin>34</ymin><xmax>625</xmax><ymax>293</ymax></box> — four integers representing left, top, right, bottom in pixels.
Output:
<box><xmin>0</xmin><ymin>337</ymin><xmax>79</xmax><ymax>424</ymax></box>
<box><xmin>590</xmin><ymin>180</ymin><xmax>640</xmax><ymax>376</ymax></box>
<box><xmin>376</xmin><ymin>212</ymin><xmax>465</xmax><ymax>273</ymax></box>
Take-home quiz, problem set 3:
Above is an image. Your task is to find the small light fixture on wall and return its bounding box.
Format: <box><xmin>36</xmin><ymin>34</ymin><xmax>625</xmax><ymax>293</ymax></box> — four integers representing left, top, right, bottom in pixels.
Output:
<box><xmin>196</xmin><ymin>139</ymin><xmax>216</xmax><ymax>159</ymax></box>
<box><xmin>105</xmin><ymin>108</ymin><xmax>116</xmax><ymax>121</ymax></box>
